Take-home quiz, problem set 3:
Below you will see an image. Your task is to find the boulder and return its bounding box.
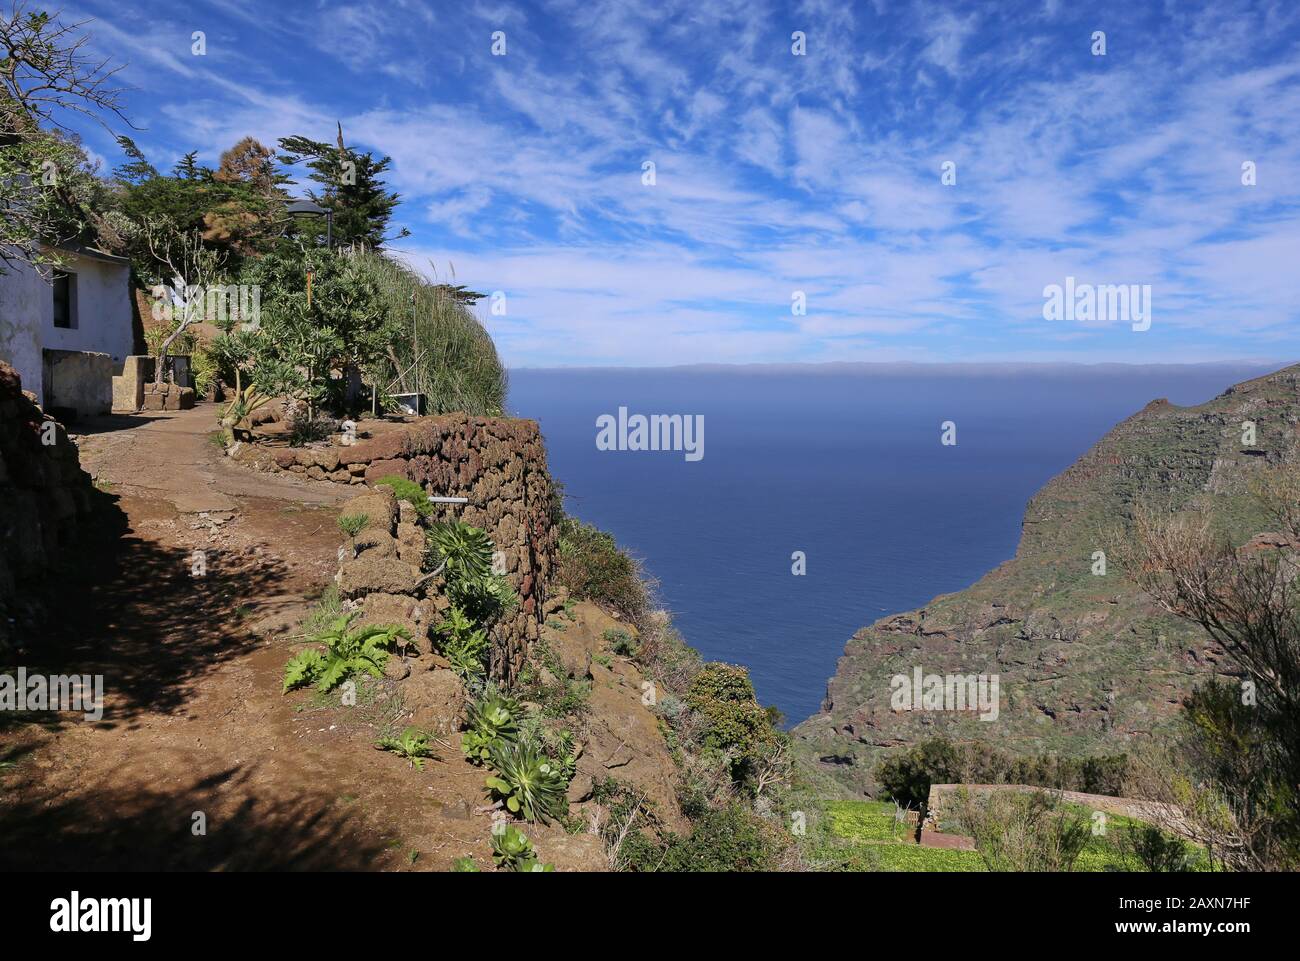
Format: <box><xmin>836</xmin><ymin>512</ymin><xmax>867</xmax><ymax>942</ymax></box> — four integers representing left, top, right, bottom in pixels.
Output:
<box><xmin>358</xmin><ymin>592</ymin><xmax>429</xmax><ymax>653</ymax></box>
<box><xmin>399</xmin><ymin>668</ymin><xmax>465</xmax><ymax>736</ymax></box>
<box><xmin>337</xmin><ymin>555</ymin><xmax>421</xmax><ymax>598</ymax></box>
<box><xmin>354</xmin><ymin>528</ymin><xmax>397</xmax><ymax>559</ymax></box>
<box><xmin>337</xmin><ymin>487</ymin><xmax>398</xmax><ymax>534</ymax></box>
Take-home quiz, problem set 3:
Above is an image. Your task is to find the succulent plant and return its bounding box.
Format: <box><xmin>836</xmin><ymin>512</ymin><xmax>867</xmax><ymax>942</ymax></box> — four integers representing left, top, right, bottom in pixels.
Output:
<box><xmin>484</xmin><ymin>739</ymin><xmax>568</xmax><ymax>823</ymax></box>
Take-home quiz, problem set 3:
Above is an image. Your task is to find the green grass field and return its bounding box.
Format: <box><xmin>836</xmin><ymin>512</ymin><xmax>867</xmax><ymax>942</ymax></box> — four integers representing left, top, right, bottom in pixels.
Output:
<box><xmin>807</xmin><ymin>799</ymin><xmax>1209</xmax><ymax>873</ymax></box>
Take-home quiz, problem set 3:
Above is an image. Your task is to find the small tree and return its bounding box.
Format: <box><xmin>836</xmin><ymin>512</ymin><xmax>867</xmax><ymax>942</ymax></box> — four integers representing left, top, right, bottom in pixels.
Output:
<box><xmin>1</xmin><ymin>4</ymin><xmax>131</xmax><ymax>273</ymax></box>
<box><xmin>143</xmin><ymin>220</ymin><xmax>227</xmax><ymax>384</ymax></box>
<box><xmin>1119</xmin><ymin>467</ymin><xmax>1300</xmax><ymax>871</ymax></box>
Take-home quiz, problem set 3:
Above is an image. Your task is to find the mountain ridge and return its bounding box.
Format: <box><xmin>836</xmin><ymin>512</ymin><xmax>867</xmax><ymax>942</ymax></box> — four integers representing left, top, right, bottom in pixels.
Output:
<box><xmin>792</xmin><ymin>362</ymin><xmax>1300</xmax><ymax>797</ymax></box>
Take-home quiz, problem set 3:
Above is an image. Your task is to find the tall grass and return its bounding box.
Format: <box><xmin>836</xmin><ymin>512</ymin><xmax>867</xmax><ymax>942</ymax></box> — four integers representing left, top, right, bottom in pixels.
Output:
<box><xmin>349</xmin><ymin>250</ymin><xmax>507</xmax><ymax>416</ymax></box>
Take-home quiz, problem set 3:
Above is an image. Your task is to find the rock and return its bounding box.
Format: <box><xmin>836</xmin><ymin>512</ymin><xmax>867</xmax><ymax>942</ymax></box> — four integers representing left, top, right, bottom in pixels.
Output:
<box><xmin>307</xmin><ymin>448</ymin><xmax>341</xmax><ymax>471</ymax></box>
<box><xmin>395</xmin><ymin>522</ymin><xmax>425</xmax><ymax>566</ymax></box>
<box><xmin>579</xmin><ymin>655</ymin><xmax>685</xmax><ymax>830</ymax></box>
<box><xmin>337</xmin><ymin>556</ymin><xmax>421</xmax><ymax>598</ymax></box>
<box><xmin>549</xmin><ymin>627</ymin><xmax>592</xmax><ymax>681</ymax></box>
<box><xmin>358</xmin><ymin>592</ymin><xmax>429</xmax><ymax>653</ymax></box>
<box><xmin>532</xmin><ymin>828</ymin><xmax>607</xmax><ymax>872</ymax></box>
<box><xmin>542</xmin><ymin>587</ymin><xmax>569</xmax><ymax>617</ymax></box>
<box><xmin>384</xmin><ymin>655</ymin><xmax>411</xmax><ymax>681</ymax></box>
<box><xmin>337</xmin><ymin>488</ymin><xmax>398</xmax><ymax>534</ymax></box>
<box><xmin>399</xmin><ymin>668</ymin><xmax>465</xmax><ymax>736</ymax></box>
<box><xmin>566</xmin><ymin>772</ymin><xmax>595</xmax><ymax>804</ymax></box>
<box><xmin>354</xmin><ymin>528</ymin><xmax>397</xmax><ymax>559</ymax></box>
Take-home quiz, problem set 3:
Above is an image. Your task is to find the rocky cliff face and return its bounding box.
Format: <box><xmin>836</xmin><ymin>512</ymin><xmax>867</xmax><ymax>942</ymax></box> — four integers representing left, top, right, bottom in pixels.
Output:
<box><xmin>793</xmin><ymin>364</ymin><xmax>1300</xmax><ymax>796</ymax></box>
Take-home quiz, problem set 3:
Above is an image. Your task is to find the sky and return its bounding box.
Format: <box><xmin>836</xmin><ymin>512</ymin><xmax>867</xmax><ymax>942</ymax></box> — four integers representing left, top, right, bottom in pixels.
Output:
<box><xmin>56</xmin><ymin>0</ymin><xmax>1300</xmax><ymax>367</ymax></box>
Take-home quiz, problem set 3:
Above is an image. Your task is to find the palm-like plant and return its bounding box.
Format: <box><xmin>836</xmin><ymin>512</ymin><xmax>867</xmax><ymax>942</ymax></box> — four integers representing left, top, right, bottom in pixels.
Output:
<box><xmin>282</xmin><ymin>612</ymin><xmax>410</xmax><ymax>693</ymax></box>
<box><xmin>485</xmin><ymin>739</ymin><xmax>568</xmax><ymax>823</ymax></box>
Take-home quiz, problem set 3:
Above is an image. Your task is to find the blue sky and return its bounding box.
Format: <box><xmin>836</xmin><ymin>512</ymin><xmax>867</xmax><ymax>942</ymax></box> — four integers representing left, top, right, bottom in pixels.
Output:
<box><xmin>60</xmin><ymin>0</ymin><xmax>1300</xmax><ymax>367</ymax></box>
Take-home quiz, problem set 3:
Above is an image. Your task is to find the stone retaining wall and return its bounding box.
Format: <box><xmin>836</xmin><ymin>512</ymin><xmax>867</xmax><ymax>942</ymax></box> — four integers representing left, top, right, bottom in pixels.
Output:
<box><xmin>0</xmin><ymin>362</ymin><xmax>100</xmax><ymax>654</ymax></box>
<box><xmin>289</xmin><ymin>415</ymin><xmax>559</xmax><ymax>682</ymax></box>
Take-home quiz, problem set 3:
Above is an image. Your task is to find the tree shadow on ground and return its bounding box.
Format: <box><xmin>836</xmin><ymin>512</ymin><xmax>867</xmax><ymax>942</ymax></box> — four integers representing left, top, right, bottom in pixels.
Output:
<box><xmin>3</xmin><ymin>488</ymin><xmax>297</xmax><ymax>733</ymax></box>
<box><xmin>0</xmin><ymin>765</ymin><xmax>387</xmax><ymax>871</ymax></box>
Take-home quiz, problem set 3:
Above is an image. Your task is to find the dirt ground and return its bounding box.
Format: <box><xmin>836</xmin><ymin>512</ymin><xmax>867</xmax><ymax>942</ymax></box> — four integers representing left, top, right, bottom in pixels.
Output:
<box><xmin>0</xmin><ymin>405</ymin><xmax>503</xmax><ymax>871</ymax></box>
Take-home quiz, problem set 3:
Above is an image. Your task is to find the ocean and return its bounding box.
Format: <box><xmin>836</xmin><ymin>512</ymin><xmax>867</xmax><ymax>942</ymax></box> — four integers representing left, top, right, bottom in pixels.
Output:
<box><xmin>507</xmin><ymin>363</ymin><xmax>1280</xmax><ymax>727</ymax></box>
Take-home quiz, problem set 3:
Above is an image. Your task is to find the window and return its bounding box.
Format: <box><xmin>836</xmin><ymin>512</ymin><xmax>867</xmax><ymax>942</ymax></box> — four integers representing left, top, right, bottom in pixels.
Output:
<box><xmin>52</xmin><ymin>271</ymin><xmax>76</xmax><ymax>329</ymax></box>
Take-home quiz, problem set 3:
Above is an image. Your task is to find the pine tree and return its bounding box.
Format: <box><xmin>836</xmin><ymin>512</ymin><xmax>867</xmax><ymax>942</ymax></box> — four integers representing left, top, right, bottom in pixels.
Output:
<box><xmin>277</xmin><ymin>122</ymin><xmax>408</xmax><ymax>249</ymax></box>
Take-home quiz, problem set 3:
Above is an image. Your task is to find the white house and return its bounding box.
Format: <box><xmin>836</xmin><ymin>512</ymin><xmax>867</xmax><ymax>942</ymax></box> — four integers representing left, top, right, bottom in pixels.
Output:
<box><xmin>0</xmin><ymin>244</ymin><xmax>135</xmax><ymax>417</ymax></box>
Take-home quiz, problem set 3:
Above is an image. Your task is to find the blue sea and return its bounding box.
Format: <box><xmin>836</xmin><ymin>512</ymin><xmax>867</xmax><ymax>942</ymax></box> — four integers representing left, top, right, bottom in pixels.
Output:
<box><xmin>507</xmin><ymin>363</ymin><xmax>1281</xmax><ymax>727</ymax></box>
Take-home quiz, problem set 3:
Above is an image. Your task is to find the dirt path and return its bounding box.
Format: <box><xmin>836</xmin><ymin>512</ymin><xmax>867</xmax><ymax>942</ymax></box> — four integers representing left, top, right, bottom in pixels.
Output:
<box><xmin>0</xmin><ymin>406</ymin><xmax>492</xmax><ymax>871</ymax></box>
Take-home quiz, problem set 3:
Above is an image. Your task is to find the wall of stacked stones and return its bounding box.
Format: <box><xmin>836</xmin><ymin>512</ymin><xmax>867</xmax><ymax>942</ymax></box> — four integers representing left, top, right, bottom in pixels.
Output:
<box><xmin>0</xmin><ymin>362</ymin><xmax>99</xmax><ymax>653</ymax></box>
<box><xmin>275</xmin><ymin>414</ymin><xmax>558</xmax><ymax>682</ymax></box>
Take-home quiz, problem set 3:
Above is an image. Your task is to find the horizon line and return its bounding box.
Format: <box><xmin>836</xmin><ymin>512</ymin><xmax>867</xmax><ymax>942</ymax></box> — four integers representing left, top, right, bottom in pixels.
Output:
<box><xmin>508</xmin><ymin>358</ymin><xmax>1295</xmax><ymax>373</ymax></box>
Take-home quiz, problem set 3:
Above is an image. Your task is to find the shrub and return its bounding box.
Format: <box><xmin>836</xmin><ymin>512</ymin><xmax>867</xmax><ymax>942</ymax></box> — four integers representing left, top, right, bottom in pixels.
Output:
<box><xmin>603</xmin><ymin>628</ymin><xmax>639</xmax><ymax>657</ymax></box>
<box><xmin>684</xmin><ymin>663</ymin><xmax>781</xmax><ymax>784</ymax></box>
<box><xmin>1117</xmin><ymin>823</ymin><xmax>1199</xmax><ymax>873</ymax></box>
<box><xmin>555</xmin><ymin>518</ymin><xmax>648</xmax><ymax>624</ymax></box>
<box><xmin>957</xmin><ymin>789</ymin><xmax>1092</xmax><ymax>872</ymax></box>
<box><xmin>619</xmin><ymin>804</ymin><xmax>782</xmax><ymax>873</ymax></box>
<box><xmin>282</xmin><ymin>612</ymin><xmax>409</xmax><ymax>693</ymax></box>
<box><xmin>375</xmin><ymin>475</ymin><xmax>434</xmax><ymax>517</ymax></box>
<box><xmin>875</xmin><ymin>737</ymin><xmax>1130</xmax><ymax>809</ymax></box>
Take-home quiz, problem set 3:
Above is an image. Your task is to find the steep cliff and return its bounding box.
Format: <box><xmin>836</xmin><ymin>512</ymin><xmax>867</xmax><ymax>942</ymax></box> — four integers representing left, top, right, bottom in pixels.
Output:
<box><xmin>793</xmin><ymin>363</ymin><xmax>1300</xmax><ymax>796</ymax></box>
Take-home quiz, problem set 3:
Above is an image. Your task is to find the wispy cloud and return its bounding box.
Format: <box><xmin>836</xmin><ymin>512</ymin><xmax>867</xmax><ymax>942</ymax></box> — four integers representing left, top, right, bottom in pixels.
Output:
<box><xmin>64</xmin><ymin>0</ymin><xmax>1300</xmax><ymax>365</ymax></box>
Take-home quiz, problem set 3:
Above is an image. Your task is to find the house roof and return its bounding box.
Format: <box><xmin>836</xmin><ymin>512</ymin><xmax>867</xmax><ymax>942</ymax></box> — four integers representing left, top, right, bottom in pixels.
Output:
<box><xmin>44</xmin><ymin>242</ymin><xmax>131</xmax><ymax>267</ymax></box>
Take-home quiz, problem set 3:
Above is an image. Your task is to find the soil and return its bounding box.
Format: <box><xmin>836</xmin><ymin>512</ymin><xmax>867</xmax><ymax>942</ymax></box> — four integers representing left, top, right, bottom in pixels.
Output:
<box><xmin>0</xmin><ymin>405</ymin><xmax>505</xmax><ymax>871</ymax></box>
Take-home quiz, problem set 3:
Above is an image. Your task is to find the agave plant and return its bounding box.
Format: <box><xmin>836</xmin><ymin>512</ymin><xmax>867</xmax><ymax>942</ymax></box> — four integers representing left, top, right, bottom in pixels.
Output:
<box><xmin>461</xmin><ymin>687</ymin><xmax>521</xmax><ymax>764</ymax></box>
<box><xmin>376</xmin><ymin>726</ymin><xmax>436</xmax><ymax>770</ymax></box>
<box><xmin>426</xmin><ymin>521</ymin><xmax>493</xmax><ymax>582</ymax></box>
<box><xmin>219</xmin><ymin>381</ymin><xmax>272</xmax><ymax>445</ymax></box>
<box><xmin>485</xmin><ymin>739</ymin><xmax>568</xmax><ymax>823</ymax></box>
<box><xmin>282</xmin><ymin>612</ymin><xmax>411</xmax><ymax>693</ymax></box>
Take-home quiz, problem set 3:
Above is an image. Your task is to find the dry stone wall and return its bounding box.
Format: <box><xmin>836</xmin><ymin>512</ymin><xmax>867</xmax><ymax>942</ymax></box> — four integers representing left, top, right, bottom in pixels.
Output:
<box><xmin>0</xmin><ymin>362</ymin><xmax>101</xmax><ymax>653</ymax></box>
<box><xmin>293</xmin><ymin>415</ymin><xmax>559</xmax><ymax>683</ymax></box>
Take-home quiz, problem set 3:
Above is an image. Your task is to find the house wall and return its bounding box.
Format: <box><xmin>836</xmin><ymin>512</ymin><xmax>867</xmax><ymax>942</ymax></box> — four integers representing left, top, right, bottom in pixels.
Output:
<box><xmin>0</xmin><ymin>260</ymin><xmax>45</xmax><ymax>398</ymax></box>
<box><xmin>0</xmin><ymin>253</ymin><xmax>134</xmax><ymax>408</ymax></box>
